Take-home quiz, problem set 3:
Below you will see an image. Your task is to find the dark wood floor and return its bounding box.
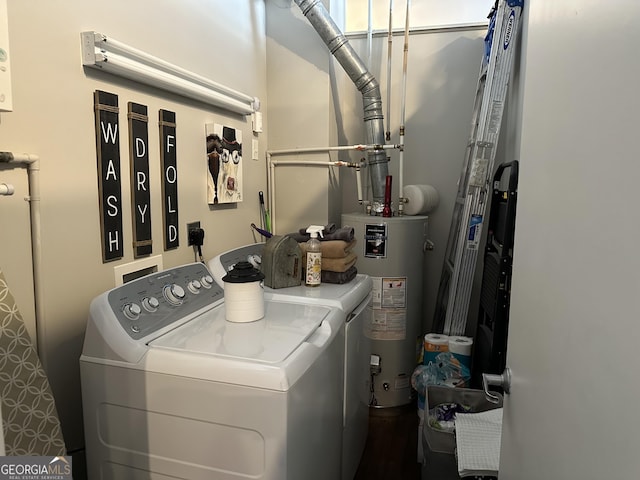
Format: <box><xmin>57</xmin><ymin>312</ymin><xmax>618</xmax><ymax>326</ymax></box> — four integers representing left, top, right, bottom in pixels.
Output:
<box><xmin>354</xmin><ymin>403</ymin><xmax>422</xmax><ymax>480</ymax></box>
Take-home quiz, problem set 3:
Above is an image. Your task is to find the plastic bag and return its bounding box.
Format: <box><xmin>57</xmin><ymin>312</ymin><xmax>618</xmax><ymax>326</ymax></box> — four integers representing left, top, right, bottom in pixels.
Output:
<box><xmin>412</xmin><ymin>351</ymin><xmax>471</xmax><ymax>394</ymax></box>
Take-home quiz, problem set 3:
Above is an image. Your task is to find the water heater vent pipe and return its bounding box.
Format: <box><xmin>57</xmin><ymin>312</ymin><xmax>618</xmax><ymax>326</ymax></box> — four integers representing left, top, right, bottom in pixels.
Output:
<box><xmin>294</xmin><ymin>0</ymin><xmax>389</xmax><ymax>212</ymax></box>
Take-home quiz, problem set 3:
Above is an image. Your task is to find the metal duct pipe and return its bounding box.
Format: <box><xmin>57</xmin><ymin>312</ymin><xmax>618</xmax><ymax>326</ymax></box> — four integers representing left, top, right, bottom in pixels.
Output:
<box><xmin>294</xmin><ymin>0</ymin><xmax>389</xmax><ymax>211</ymax></box>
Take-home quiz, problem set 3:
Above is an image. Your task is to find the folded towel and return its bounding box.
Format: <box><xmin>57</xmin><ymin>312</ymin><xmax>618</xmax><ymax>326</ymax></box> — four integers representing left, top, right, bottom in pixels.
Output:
<box><xmin>298</xmin><ymin>223</ymin><xmax>337</xmax><ymax>235</ymax></box>
<box><xmin>304</xmin><ymin>252</ymin><xmax>357</xmax><ymax>273</ymax></box>
<box><xmin>299</xmin><ymin>239</ymin><xmax>357</xmax><ymax>258</ymax></box>
<box><xmin>321</xmin><ymin>266</ymin><xmax>358</xmax><ymax>284</ymax></box>
<box><xmin>288</xmin><ymin>226</ymin><xmax>355</xmax><ymax>243</ymax></box>
<box><xmin>455</xmin><ymin>408</ymin><xmax>503</xmax><ymax>478</ymax></box>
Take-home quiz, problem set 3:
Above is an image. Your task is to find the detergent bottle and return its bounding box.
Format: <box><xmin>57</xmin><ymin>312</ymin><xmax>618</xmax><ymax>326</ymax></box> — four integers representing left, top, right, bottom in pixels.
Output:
<box><xmin>305</xmin><ymin>225</ymin><xmax>324</xmax><ymax>287</ymax></box>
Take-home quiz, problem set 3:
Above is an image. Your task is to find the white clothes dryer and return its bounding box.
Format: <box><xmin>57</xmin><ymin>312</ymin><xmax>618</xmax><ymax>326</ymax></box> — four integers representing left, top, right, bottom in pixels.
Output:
<box><xmin>209</xmin><ymin>244</ymin><xmax>372</xmax><ymax>480</ymax></box>
<box><xmin>80</xmin><ymin>262</ymin><xmax>344</xmax><ymax>480</ymax></box>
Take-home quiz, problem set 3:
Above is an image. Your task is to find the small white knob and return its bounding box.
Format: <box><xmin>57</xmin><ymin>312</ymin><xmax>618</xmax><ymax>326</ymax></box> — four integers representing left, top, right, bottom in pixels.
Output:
<box><xmin>188</xmin><ymin>280</ymin><xmax>202</xmax><ymax>294</ymax></box>
<box><xmin>163</xmin><ymin>284</ymin><xmax>186</xmax><ymax>305</ymax></box>
<box><xmin>122</xmin><ymin>302</ymin><xmax>141</xmax><ymax>320</ymax></box>
<box><xmin>200</xmin><ymin>275</ymin><xmax>214</xmax><ymax>288</ymax></box>
<box><xmin>0</xmin><ymin>183</ymin><xmax>15</xmax><ymax>196</ymax></box>
<box><xmin>141</xmin><ymin>296</ymin><xmax>160</xmax><ymax>312</ymax></box>
<box><xmin>247</xmin><ymin>254</ymin><xmax>262</xmax><ymax>268</ymax></box>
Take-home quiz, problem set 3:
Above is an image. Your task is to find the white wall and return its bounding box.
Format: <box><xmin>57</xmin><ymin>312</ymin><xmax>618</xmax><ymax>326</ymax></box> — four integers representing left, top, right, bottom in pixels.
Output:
<box><xmin>265</xmin><ymin>5</ymin><xmax>488</xmax><ymax>298</ymax></box>
<box><xmin>332</xmin><ymin>27</ymin><xmax>486</xmax><ymax>333</ymax></box>
<box><xmin>345</xmin><ymin>0</ymin><xmax>491</xmax><ymax>31</ymax></box>
<box><xmin>266</xmin><ymin>3</ymin><xmax>486</xmax><ymax>331</ymax></box>
<box><xmin>265</xmin><ymin>0</ymin><xmax>338</xmax><ymax>234</ymax></box>
<box><xmin>0</xmin><ymin>0</ymin><xmax>267</xmax><ymax>454</ymax></box>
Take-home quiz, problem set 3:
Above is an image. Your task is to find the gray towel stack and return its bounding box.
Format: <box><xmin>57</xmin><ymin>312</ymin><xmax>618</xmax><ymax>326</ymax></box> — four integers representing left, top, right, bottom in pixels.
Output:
<box><xmin>291</xmin><ymin>225</ymin><xmax>359</xmax><ymax>284</ymax></box>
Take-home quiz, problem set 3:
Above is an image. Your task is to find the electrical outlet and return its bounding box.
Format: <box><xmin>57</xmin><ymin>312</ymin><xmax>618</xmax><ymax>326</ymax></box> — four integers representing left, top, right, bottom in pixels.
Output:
<box><xmin>187</xmin><ymin>221</ymin><xmax>200</xmax><ymax>246</ymax></box>
<box><xmin>252</xmin><ymin>138</ymin><xmax>259</xmax><ymax>161</ymax></box>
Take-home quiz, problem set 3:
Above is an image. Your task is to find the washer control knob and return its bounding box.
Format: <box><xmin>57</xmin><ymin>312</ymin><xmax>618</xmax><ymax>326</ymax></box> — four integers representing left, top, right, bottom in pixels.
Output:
<box><xmin>200</xmin><ymin>275</ymin><xmax>214</xmax><ymax>289</ymax></box>
<box><xmin>187</xmin><ymin>280</ymin><xmax>202</xmax><ymax>294</ymax></box>
<box><xmin>141</xmin><ymin>296</ymin><xmax>160</xmax><ymax>312</ymax></box>
<box><xmin>247</xmin><ymin>254</ymin><xmax>262</xmax><ymax>269</ymax></box>
<box><xmin>122</xmin><ymin>302</ymin><xmax>141</xmax><ymax>320</ymax></box>
<box><xmin>163</xmin><ymin>284</ymin><xmax>186</xmax><ymax>305</ymax></box>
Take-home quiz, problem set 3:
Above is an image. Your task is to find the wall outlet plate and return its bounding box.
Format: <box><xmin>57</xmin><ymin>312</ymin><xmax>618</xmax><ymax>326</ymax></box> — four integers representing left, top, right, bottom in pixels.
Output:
<box><xmin>187</xmin><ymin>221</ymin><xmax>201</xmax><ymax>246</ymax></box>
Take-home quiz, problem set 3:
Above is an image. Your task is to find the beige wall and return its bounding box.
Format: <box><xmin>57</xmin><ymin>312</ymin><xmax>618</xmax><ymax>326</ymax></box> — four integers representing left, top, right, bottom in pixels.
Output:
<box><xmin>266</xmin><ymin>2</ymin><xmax>487</xmax><ymax>331</ymax></box>
<box><xmin>330</xmin><ymin>27</ymin><xmax>486</xmax><ymax>333</ymax></box>
<box><xmin>265</xmin><ymin>1</ymin><xmax>335</xmax><ymax>234</ymax></box>
<box><xmin>0</xmin><ymin>0</ymin><xmax>267</xmax><ymax>452</ymax></box>
<box><xmin>345</xmin><ymin>0</ymin><xmax>490</xmax><ymax>31</ymax></box>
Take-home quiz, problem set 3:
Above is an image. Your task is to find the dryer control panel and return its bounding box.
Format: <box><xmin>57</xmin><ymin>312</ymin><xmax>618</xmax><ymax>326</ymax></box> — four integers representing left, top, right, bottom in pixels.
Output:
<box><xmin>212</xmin><ymin>243</ymin><xmax>265</xmax><ymax>286</ymax></box>
<box><xmin>106</xmin><ymin>263</ymin><xmax>223</xmax><ymax>341</ymax></box>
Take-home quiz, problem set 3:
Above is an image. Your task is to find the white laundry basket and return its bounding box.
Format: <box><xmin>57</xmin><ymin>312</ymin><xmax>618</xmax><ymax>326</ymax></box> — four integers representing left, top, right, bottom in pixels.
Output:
<box><xmin>421</xmin><ymin>385</ymin><xmax>503</xmax><ymax>479</ymax></box>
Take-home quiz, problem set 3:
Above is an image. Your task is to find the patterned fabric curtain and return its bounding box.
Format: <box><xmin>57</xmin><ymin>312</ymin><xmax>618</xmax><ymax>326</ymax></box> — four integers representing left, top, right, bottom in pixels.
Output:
<box><xmin>0</xmin><ymin>269</ymin><xmax>66</xmax><ymax>456</ymax></box>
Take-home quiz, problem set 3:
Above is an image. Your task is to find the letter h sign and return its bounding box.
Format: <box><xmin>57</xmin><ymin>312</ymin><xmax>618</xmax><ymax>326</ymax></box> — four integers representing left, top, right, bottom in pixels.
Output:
<box><xmin>94</xmin><ymin>90</ymin><xmax>124</xmax><ymax>262</ymax></box>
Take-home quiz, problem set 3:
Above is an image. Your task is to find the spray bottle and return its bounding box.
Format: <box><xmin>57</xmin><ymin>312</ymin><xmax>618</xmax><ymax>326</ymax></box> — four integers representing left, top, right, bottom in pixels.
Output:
<box><xmin>305</xmin><ymin>225</ymin><xmax>324</xmax><ymax>287</ymax></box>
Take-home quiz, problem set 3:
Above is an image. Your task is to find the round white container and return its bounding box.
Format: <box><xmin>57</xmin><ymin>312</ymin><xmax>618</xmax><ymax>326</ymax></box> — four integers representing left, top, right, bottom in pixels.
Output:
<box><xmin>222</xmin><ymin>261</ymin><xmax>265</xmax><ymax>323</ymax></box>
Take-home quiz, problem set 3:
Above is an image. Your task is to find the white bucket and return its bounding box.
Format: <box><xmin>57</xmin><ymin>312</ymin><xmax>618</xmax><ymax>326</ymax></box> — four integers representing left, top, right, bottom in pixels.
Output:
<box><xmin>222</xmin><ymin>261</ymin><xmax>265</xmax><ymax>323</ymax></box>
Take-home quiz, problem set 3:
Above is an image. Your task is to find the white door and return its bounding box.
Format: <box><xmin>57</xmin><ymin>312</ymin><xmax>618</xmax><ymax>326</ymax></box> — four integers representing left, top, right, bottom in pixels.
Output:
<box><xmin>498</xmin><ymin>1</ymin><xmax>640</xmax><ymax>478</ymax></box>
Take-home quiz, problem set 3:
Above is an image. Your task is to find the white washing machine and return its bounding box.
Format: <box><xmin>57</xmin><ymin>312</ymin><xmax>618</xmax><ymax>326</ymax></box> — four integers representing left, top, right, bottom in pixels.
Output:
<box><xmin>80</xmin><ymin>262</ymin><xmax>345</xmax><ymax>480</ymax></box>
<box><xmin>209</xmin><ymin>244</ymin><xmax>372</xmax><ymax>480</ymax></box>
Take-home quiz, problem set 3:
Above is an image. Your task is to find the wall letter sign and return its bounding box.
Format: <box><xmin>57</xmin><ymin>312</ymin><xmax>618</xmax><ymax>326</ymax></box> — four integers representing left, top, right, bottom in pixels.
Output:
<box><xmin>94</xmin><ymin>90</ymin><xmax>124</xmax><ymax>262</ymax></box>
<box><xmin>128</xmin><ymin>102</ymin><xmax>153</xmax><ymax>257</ymax></box>
<box><xmin>159</xmin><ymin>109</ymin><xmax>179</xmax><ymax>250</ymax></box>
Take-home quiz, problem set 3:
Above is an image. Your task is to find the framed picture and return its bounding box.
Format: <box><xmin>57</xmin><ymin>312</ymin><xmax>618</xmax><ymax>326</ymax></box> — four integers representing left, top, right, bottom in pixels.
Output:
<box><xmin>206</xmin><ymin>123</ymin><xmax>243</xmax><ymax>204</ymax></box>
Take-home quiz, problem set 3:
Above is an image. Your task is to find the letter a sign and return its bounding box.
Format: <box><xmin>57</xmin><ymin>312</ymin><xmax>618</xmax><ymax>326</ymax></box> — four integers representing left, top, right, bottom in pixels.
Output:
<box><xmin>94</xmin><ymin>90</ymin><xmax>124</xmax><ymax>262</ymax></box>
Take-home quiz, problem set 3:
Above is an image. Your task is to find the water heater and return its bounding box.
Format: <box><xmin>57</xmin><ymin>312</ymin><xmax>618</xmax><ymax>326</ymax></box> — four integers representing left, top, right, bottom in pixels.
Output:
<box><xmin>342</xmin><ymin>213</ymin><xmax>428</xmax><ymax>408</ymax></box>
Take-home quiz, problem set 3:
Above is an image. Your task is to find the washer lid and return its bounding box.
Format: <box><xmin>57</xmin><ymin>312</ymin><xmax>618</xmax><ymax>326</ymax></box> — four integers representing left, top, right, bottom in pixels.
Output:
<box><xmin>148</xmin><ymin>300</ymin><xmax>329</xmax><ymax>364</ymax></box>
<box><xmin>264</xmin><ymin>274</ymin><xmax>371</xmax><ymax>313</ymax></box>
